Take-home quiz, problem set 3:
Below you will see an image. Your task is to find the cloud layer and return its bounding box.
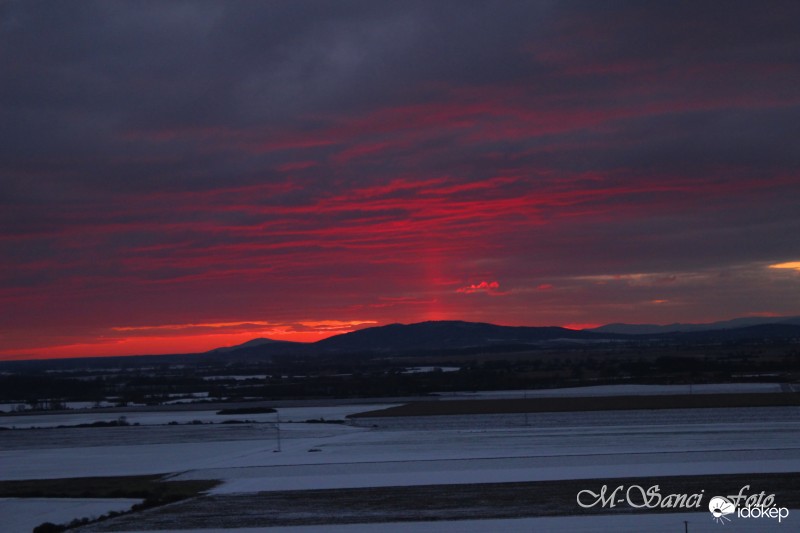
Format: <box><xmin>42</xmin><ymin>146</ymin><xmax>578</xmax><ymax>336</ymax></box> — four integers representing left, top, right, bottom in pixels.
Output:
<box><xmin>2</xmin><ymin>1</ymin><xmax>799</xmax><ymax>358</ymax></box>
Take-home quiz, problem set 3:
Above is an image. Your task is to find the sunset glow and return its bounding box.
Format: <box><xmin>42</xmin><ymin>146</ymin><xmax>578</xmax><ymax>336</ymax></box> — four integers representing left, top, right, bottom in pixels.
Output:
<box><xmin>769</xmin><ymin>262</ymin><xmax>800</xmax><ymax>272</ymax></box>
<box><xmin>1</xmin><ymin>2</ymin><xmax>799</xmax><ymax>359</ymax></box>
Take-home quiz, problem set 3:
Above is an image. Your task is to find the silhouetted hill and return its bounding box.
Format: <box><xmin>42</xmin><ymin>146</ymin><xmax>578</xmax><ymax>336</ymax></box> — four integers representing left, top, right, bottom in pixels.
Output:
<box><xmin>209</xmin><ymin>321</ymin><xmax>624</xmax><ymax>359</ymax></box>
<box><xmin>666</xmin><ymin>323</ymin><xmax>800</xmax><ymax>342</ymax></box>
<box><xmin>591</xmin><ymin>316</ymin><xmax>800</xmax><ymax>335</ymax></box>
<box><xmin>3</xmin><ymin>318</ymin><xmax>799</xmax><ymax>370</ymax></box>
<box><xmin>310</xmin><ymin>320</ymin><xmax>609</xmax><ymax>354</ymax></box>
<box><xmin>208</xmin><ymin>337</ymin><xmax>302</xmax><ymax>354</ymax></box>
<box><xmin>210</xmin><ymin>319</ymin><xmax>800</xmax><ymax>359</ymax></box>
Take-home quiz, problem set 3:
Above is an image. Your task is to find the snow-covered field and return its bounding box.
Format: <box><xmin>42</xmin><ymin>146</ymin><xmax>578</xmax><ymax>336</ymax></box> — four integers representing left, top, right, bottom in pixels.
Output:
<box><xmin>3</xmin><ymin>404</ymin><xmax>799</xmax><ymax>490</ymax></box>
<box><xmin>183</xmin><ymin>406</ymin><xmax>800</xmax><ymax>493</ymax></box>
<box><xmin>1</xmin><ymin>387</ymin><xmax>799</xmax><ymax>531</ymax></box>
<box><xmin>0</xmin><ymin>498</ymin><xmax>140</xmax><ymax>533</ymax></box>
<box><xmin>0</xmin><ymin>403</ymin><xmax>394</xmax><ymax>430</ymax></box>
<box><xmin>436</xmin><ymin>382</ymin><xmax>785</xmax><ymax>399</ymax></box>
<box><xmin>203</xmin><ymin>375</ymin><xmax>269</xmax><ymax>381</ymax></box>
<box><xmin>2</xmin><ymin>401</ymin><xmax>799</xmax><ymax>486</ymax></box>
<box><xmin>403</xmin><ymin>366</ymin><xmax>460</xmax><ymax>373</ymax></box>
<box><xmin>96</xmin><ymin>512</ymin><xmax>791</xmax><ymax>533</ymax></box>
<box><xmin>0</xmin><ymin>382</ymin><xmax>782</xmax><ymax>414</ymax></box>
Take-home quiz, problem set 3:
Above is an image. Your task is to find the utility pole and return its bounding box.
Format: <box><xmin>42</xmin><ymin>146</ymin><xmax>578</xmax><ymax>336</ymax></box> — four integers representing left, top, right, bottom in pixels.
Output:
<box><xmin>275</xmin><ymin>411</ymin><xmax>282</xmax><ymax>452</ymax></box>
<box><xmin>524</xmin><ymin>390</ymin><xmax>529</xmax><ymax>426</ymax></box>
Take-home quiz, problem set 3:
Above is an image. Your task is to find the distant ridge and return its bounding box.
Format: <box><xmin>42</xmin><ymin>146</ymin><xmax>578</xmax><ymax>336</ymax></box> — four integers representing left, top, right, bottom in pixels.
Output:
<box><xmin>2</xmin><ymin>317</ymin><xmax>800</xmax><ymax>367</ymax></box>
<box><xmin>208</xmin><ymin>337</ymin><xmax>301</xmax><ymax>354</ymax></box>
<box><xmin>311</xmin><ymin>320</ymin><xmax>609</xmax><ymax>353</ymax></box>
<box><xmin>590</xmin><ymin>316</ymin><xmax>800</xmax><ymax>335</ymax></box>
<box><xmin>205</xmin><ymin>318</ymin><xmax>800</xmax><ymax>359</ymax></box>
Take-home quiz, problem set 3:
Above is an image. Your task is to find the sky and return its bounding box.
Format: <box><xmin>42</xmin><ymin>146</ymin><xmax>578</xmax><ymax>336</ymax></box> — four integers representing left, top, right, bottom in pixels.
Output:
<box><xmin>1</xmin><ymin>1</ymin><xmax>800</xmax><ymax>359</ymax></box>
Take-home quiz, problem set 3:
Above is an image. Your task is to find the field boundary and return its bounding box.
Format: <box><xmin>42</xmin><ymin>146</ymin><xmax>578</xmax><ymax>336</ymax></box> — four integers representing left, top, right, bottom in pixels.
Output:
<box><xmin>76</xmin><ymin>472</ymin><xmax>800</xmax><ymax>531</ymax></box>
<box><xmin>348</xmin><ymin>392</ymin><xmax>800</xmax><ymax>417</ymax></box>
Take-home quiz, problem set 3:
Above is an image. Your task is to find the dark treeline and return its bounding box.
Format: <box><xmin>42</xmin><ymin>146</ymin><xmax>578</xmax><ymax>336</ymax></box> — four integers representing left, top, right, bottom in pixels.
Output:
<box><xmin>1</xmin><ymin>339</ymin><xmax>798</xmax><ymax>407</ymax></box>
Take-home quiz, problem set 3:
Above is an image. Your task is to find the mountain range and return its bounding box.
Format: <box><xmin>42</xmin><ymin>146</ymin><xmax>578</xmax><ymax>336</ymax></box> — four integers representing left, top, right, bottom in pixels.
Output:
<box><xmin>2</xmin><ymin>316</ymin><xmax>798</xmax><ymax>371</ymax></box>
<box><xmin>589</xmin><ymin>315</ymin><xmax>800</xmax><ymax>335</ymax></box>
<box><xmin>211</xmin><ymin>316</ymin><xmax>800</xmax><ymax>358</ymax></box>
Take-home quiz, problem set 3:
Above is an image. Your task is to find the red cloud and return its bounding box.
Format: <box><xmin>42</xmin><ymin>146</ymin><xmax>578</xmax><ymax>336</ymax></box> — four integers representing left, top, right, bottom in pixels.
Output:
<box><xmin>457</xmin><ymin>281</ymin><xmax>502</xmax><ymax>294</ymax></box>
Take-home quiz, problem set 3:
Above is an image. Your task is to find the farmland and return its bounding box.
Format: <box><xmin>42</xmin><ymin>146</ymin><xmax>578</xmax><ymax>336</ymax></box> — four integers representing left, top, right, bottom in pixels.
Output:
<box><xmin>1</xmin><ymin>384</ymin><xmax>798</xmax><ymax>532</ymax></box>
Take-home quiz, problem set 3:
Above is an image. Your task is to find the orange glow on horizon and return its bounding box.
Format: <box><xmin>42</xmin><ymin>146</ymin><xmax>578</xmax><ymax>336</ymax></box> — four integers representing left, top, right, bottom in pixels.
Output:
<box><xmin>769</xmin><ymin>261</ymin><xmax>800</xmax><ymax>272</ymax></box>
<box><xmin>111</xmin><ymin>320</ymin><xmax>279</xmax><ymax>332</ymax></box>
<box><xmin>0</xmin><ymin>333</ymin><xmax>299</xmax><ymax>361</ymax></box>
<box><xmin>562</xmin><ymin>323</ymin><xmax>601</xmax><ymax>330</ymax></box>
<box><xmin>0</xmin><ymin>325</ymin><xmax>373</xmax><ymax>361</ymax></box>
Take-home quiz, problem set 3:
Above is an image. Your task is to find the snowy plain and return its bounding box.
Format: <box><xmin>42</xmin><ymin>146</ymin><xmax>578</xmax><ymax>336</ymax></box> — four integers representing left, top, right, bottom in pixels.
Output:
<box><xmin>98</xmin><ymin>512</ymin><xmax>793</xmax><ymax>533</ymax></box>
<box><xmin>1</xmin><ymin>382</ymin><xmax>783</xmax><ymax>415</ymax></box>
<box><xmin>0</xmin><ymin>498</ymin><xmax>140</xmax><ymax>533</ymax></box>
<box><xmin>1</xmin><ymin>384</ymin><xmax>799</xmax><ymax>531</ymax></box>
<box><xmin>435</xmin><ymin>382</ymin><xmax>785</xmax><ymax>399</ymax></box>
<box><xmin>2</xmin><ymin>405</ymin><xmax>799</xmax><ymax>484</ymax></box>
<box><xmin>0</xmin><ymin>403</ymin><xmax>395</xmax><ymax>430</ymax></box>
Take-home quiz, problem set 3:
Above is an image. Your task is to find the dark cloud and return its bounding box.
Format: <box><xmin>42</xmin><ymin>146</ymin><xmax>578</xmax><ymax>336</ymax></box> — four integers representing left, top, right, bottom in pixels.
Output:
<box><xmin>2</xmin><ymin>1</ymin><xmax>800</xmax><ymax>357</ymax></box>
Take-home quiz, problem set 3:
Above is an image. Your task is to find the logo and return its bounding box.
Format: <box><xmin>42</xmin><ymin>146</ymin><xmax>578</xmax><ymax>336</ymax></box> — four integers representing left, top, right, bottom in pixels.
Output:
<box><xmin>708</xmin><ymin>496</ymin><xmax>736</xmax><ymax>524</ymax></box>
<box><xmin>707</xmin><ymin>486</ymin><xmax>790</xmax><ymax>525</ymax></box>
<box><xmin>576</xmin><ymin>483</ymin><xmax>790</xmax><ymax>525</ymax></box>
